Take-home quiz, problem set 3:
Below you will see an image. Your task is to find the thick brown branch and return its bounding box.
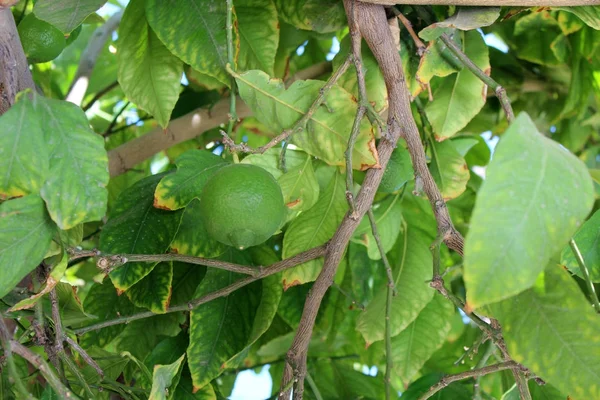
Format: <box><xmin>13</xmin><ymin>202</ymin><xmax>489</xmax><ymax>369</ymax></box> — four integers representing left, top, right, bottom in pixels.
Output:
<box><xmin>0</xmin><ymin>7</ymin><xmax>35</xmax><ymax>116</ymax></box>
<box><xmin>73</xmin><ymin>245</ymin><xmax>327</xmax><ymax>335</ymax></box>
<box><xmin>280</xmin><ymin>3</ymin><xmax>406</xmax><ymax>398</ymax></box>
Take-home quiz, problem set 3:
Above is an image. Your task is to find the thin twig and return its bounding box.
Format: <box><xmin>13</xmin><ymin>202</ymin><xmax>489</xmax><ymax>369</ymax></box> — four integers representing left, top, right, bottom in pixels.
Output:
<box><xmin>225</xmin><ymin>0</ymin><xmax>239</xmax><ymax>163</ymax></box>
<box><xmin>417</xmin><ymin>361</ymin><xmax>517</xmax><ymax>400</ymax></box>
<box><xmin>473</xmin><ymin>341</ymin><xmax>495</xmax><ymax>400</ymax></box>
<box><xmin>96</xmin><ymin>253</ymin><xmax>259</xmax><ymax>276</ymax></box>
<box><xmin>408</xmin><ymin>7</ymin><xmax>514</xmax><ymax>123</ymax></box>
<box><xmin>439</xmin><ymin>33</ymin><xmax>514</xmax><ymax>123</ymax></box>
<box><xmin>331</xmin><ymin>282</ymin><xmax>365</xmax><ymax>311</ymax></box>
<box><xmin>221</xmin><ymin>57</ymin><xmax>352</xmax><ymax>155</ymax></box>
<box><xmin>0</xmin><ymin>317</ymin><xmax>32</xmax><ymax>398</ymax></box>
<box><xmin>103</xmin><ymin>101</ymin><xmax>131</xmax><ymax>137</ymax></box>
<box><xmin>367</xmin><ymin>210</ymin><xmax>396</xmax><ymax>296</ymax></box>
<box><xmin>103</xmin><ymin>116</ymin><xmax>153</xmax><ymax>137</ymax></box>
<box><xmin>81</xmin><ymin>80</ymin><xmax>119</xmax><ymax>111</ymax></box>
<box><xmin>10</xmin><ymin>340</ymin><xmax>75</xmax><ymax>398</ymax></box>
<box><xmin>305</xmin><ymin>372</ymin><xmax>324</xmax><ymax>400</ymax></box>
<box><xmin>569</xmin><ymin>239</ymin><xmax>600</xmax><ymax>312</ymax></box>
<box><xmin>73</xmin><ymin>245</ymin><xmax>327</xmax><ymax>335</ymax></box>
<box><xmin>64</xmin><ymin>336</ymin><xmax>104</xmax><ymax>378</ymax></box>
<box><xmin>396</xmin><ymin>13</ymin><xmax>426</xmax><ymax>56</ymax></box>
<box><xmin>367</xmin><ymin>209</ymin><xmax>395</xmax><ymax>400</ymax></box>
<box><xmin>344</xmin><ymin>19</ymin><xmax>369</xmax><ymax>217</ymax></box>
<box><xmin>60</xmin><ymin>352</ymin><xmax>95</xmax><ymax>399</ymax></box>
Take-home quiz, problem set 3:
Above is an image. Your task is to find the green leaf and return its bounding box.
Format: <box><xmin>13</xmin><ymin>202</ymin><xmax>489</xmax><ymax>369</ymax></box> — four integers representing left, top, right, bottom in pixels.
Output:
<box><xmin>101</xmin><ymin>174</ymin><xmax>184</xmax><ymax>291</ymax></box>
<box><xmin>234</xmin><ymin>69</ymin><xmax>379</xmax><ymax>169</ymax></box>
<box><xmin>555</xmin><ymin>6</ymin><xmax>600</xmax><ymax>30</ymax></box>
<box><xmin>79</xmin><ymin>277</ymin><xmax>135</xmax><ymax>348</ymax></box>
<box><xmin>557</xmin><ymin>11</ymin><xmax>585</xmax><ymax>35</ymax></box>
<box><xmin>391</xmin><ymin>294</ymin><xmax>454</xmax><ymax>386</ymax></box>
<box><xmin>188</xmin><ymin>252</ymin><xmax>260</xmax><ymax>390</ymax></box>
<box><xmin>273</xmin><ymin>0</ymin><xmax>346</xmax><ymax>33</ymax></box>
<box><xmin>419</xmin><ymin>7</ymin><xmax>501</xmax><ymax>41</ymax></box>
<box><xmin>425</xmin><ymin>31</ymin><xmax>490</xmax><ymax>140</ymax></box>
<box><xmin>489</xmin><ymin>266</ymin><xmax>600</xmax><ymax>399</ymax></box>
<box><xmin>282</xmin><ymin>171</ymin><xmax>346</xmax><ymax>287</ymax></box>
<box><xmin>175</xmin><ymin>367</ymin><xmax>218</xmax><ymax>399</ymax></box>
<box><xmin>146</xmin><ymin>332</ymin><xmax>188</xmax><ymax>372</ymax></box>
<box><xmin>170</xmin><ymin>262</ymin><xmax>207</xmax><ymax>305</ymax></box>
<box><xmin>351</xmin><ymin>193</ymin><xmax>403</xmax><ymax>260</ymax></box>
<box><xmin>307</xmin><ymin>359</ymin><xmax>386</xmax><ymax>399</ymax></box>
<box><xmin>333</xmin><ymin>35</ymin><xmax>388</xmax><ymax>112</ymax></box>
<box><xmin>155</xmin><ymin>150</ymin><xmax>227</xmax><ymax>210</ymax></box>
<box><xmin>0</xmin><ymin>195</ymin><xmax>55</xmax><ymax>298</ymax></box>
<box><xmin>33</xmin><ymin>0</ymin><xmax>106</xmax><ymax>33</ymax></box>
<box><xmin>241</xmin><ymin>148</ymin><xmax>306</xmax><ymax>179</ymax></box>
<box><xmin>25</xmin><ymin>94</ymin><xmax>108</xmax><ymax>230</ymax></box>
<box><xmin>127</xmin><ymin>262</ymin><xmax>174</xmax><ymax>313</ymax></box>
<box><xmin>149</xmin><ymin>354</ymin><xmax>185</xmax><ymax>400</ymax></box>
<box><xmin>117</xmin><ymin>314</ymin><xmax>183</xmax><ymax>362</ymax></box>
<box><xmin>278</xmin><ymin>155</ymin><xmax>320</xmax><ymax>212</ymax></box>
<box><xmin>356</xmin><ymin>226</ymin><xmax>435</xmax><ymax>345</ymax></box>
<box><xmin>224</xmin><ymin>247</ymin><xmax>283</xmax><ymax>368</ymax></box>
<box><xmin>236</xmin><ymin>0</ymin><xmax>279</xmax><ymax>75</ymax></box>
<box><xmin>464</xmin><ymin>113</ymin><xmax>595</xmax><ymax>308</ymax></box>
<box><xmin>454</xmin><ymin>134</ymin><xmax>491</xmax><ymax>167</ymax></box>
<box><xmin>429</xmin><ymin>139</ymin><xmax>470</xmax><ymax>200</ymax></box>
<box><xmin>170</xmin><ymin>200</ymin><xmax>228</xmax><ymax>259</ymax></box>
<box><xmin>513</xmin><ymin>12</ymin><xmax>562</xmax><ymax>66</ymax></box>
<box><xmin>561</xmin><ymin>210</ymin><xmax>600</xmax><ymax>282</ymax></box>
<box><xmin>118</xmin><ymin>0</ymin><xmax>184</xmax><ymax>128</ymax></box>
<box><xmin>0</xmin><ymin>97</ymin><xmax>48</xmax><ymax>199</ymax></box>
<box><xmin>146</xmin><ymin>0</ymin><xmax>232</xmax><ymax>86</ymax></box>
<box><xmin>417</xmin><ymin>35</ymin><xmax>462</xmax><ymax>86</ymax></box>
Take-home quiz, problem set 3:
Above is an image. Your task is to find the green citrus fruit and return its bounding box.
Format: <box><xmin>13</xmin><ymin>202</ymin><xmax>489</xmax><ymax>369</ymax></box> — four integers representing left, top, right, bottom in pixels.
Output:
<box><xmin>378</xmin><ymin>145</ymin><xmax>413</xmax><ymax>193</ymax></box>
<box><xmin>199</xmin><ymin>164</ymin><xmax>285</xmax><ymax>249</ymax></box>
<box><xmin>18</xmin><ymin>14</ymin><xmax>65</xmax><ymax>63</ymax></box>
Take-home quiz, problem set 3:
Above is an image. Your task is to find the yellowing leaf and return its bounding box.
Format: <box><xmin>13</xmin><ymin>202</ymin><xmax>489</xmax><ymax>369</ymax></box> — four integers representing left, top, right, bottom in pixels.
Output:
<box><xmin>234</xmin><ymin>69</ymin><xmax>379</xmax><ymax>170</ymax></box>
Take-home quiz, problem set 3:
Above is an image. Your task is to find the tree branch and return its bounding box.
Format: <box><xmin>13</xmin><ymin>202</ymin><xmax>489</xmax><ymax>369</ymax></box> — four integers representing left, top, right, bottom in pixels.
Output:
<box><xmin>66</xmin><ymin>10</ymin><xmax>123</xmax><ymax>106</ymax></box>
<box><xmin>9</xmin><ymin>339</ymin><xmax>75</xmax><ymax>398</ymax></box>
<box><xmin>279</xmin><ymin>3</ymin><xmax>411</xmax><ymax>398</ymax></box>
<box><xmin>569</xmin><ymin>238</ymin><xmax>600</xmax><ymax>312</ymax></box>
<box><xmin>95</xmin><ymin>252</ymin><xmax>259</xmax><ymax>276</ymax></box>
<box><xmin>0</xmin><ymin>6</ymin><xmax>35</xmax><ymax>116</ymax></box>
<box><xmin>73</xmin><ymin>245</ymin><xmax>327</xmax><ymax>335</ymax></box>
<box><xmin>367</xmin><ymin>209</ymin><xmax>396</xmax><ymax>400</ymax></box>
<box><xmin>418</xmin><ymin>361</ymin><xmax>518</xmax><ymax>400</ymax></box>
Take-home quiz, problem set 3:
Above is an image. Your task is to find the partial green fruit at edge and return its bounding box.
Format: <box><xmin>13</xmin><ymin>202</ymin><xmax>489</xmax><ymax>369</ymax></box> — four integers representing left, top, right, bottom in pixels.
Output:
<box><xmin>199</xmin><ymin>164</ymin><xmax>285</xmax><ymax>249</ymax></box>
<box><xmin>18</xmin><ymin>14</ymin><xmax>66</xmax><ymax>63</ymax></box>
